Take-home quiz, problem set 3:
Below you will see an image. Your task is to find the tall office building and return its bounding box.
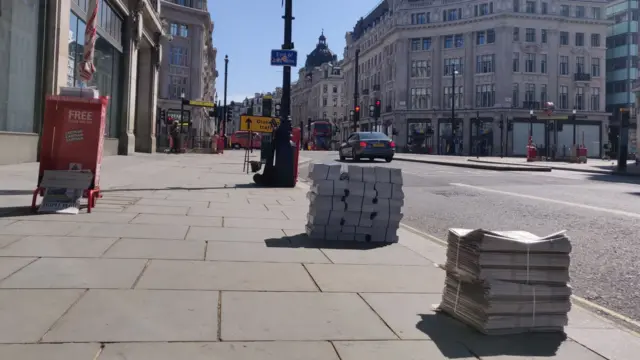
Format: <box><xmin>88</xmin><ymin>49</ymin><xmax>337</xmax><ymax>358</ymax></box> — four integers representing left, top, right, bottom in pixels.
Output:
<box><xmin>157</xmin><ymin>0</ymin><xmax>217</xmax><ymax>145</ymax></box>
<box><xmin>342</xmin><ymin>0</ymin><xmax>611</xmax><ymax>157</ymax></box>
<box><xmin>606</xmin><ymin>0</ymin><xmax>638</xmax><ymax>156</ymax></box>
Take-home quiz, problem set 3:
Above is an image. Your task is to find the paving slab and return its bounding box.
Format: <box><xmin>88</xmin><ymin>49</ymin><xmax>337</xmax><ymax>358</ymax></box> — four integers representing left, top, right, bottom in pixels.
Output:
<box><xmin>164</xmin><ymin>192</ymin><xmax>231</xmax><ymax>201</ymax></box>
<box><xmin>223</xmin><ymin>217</ymin><xmax>304</xmax><ymax>230</ymax></box>
<box><xmin>0</xmin><ymin>236</ymin><xmax>117</xmax><ymax>258</ymax></box>
<box><xmin>565</xmin><ymin>327</ymin><xmax>640</xmax><ymax>360</ymax></box>
<box><xmin>220</xmin><ymin>291</ymin><xmax>397</xmax><ymax>341</ymax></box>
<box><xmin>98</xmin><ymin>341</ymin><xmax>339</xmax><ymax>360</ymax></box>
<box><xmin>0</xmin><ymin>235</ymin><xmax>22</xmax><ymax>248</ymax></box>
<box><xmin>281</xmin><ymin>208</ymin><xmax>310</xmax><ymax>220</ymax></box>
<box><xmin>131</xmin><ymin>214</ymin><xmax>223</xmax><ymax>227</ymax></box>
<box><xmin>102</xmin><ymin>238</ymin><xmax>206</xmax><ymax>260</ymax></box>
<box><xmin>334</xmin><ymin>340</ymin><xmax>476</xmax><ymax>360</ymax></box>
<box><xmin>136</xmin><ymin>260</ymin><xmax>318</xmax><ymax>291</ymax></box>
<box><xmin>359</xmin><ymin>293</ymin><xmax>459</xmax><ymax>340</ymax></box>
<box><xmin>42</xmin><ymin>289</ymin><xmax>218</xmax><ymax>342</ymax></box>
<box><xmin>397</xmin><ymin>228</ymin><xmax>447</xmax><ymax>265</ymax></box>
<box><xmin>0</xmin><ymin>343</ymin><xmax>101</xmax><ymax>360</ymax></box>
<box><xmin>567</xmin><ymin>306</ymin><xmax>617</xmax><ymax>329</ymax></box>
<box><xmin>463</xmin><ymin>334</ymin><xmax>607</xmax><ymax>360</ymax></box>
<box><xmin>305</xmin><ymin>264</ymin><xmax>444</xmax><ymax>293</ymax></box>
<box><xmin>0</xmin><ymin>289</ymin><xmax>84</xmax><ymax>343</ymax></box>
<box><xmin>0</xmin><ymin>221</ymin><xmax>80</xmax><ymax>236</ymax></box>
<box><xmin>247</xmin><ymin>198</ymin><xmax>281</xmax><ymax>205</ymax></box>
<box><xmin>0</xmin><ymin>258</ymin><xmax>146</xmax><ymax>289</ymax></box>
<box><xmin>206</xmin><ymin>241</ymin><xmax>330</xmax><ymax>263</ymax></box>
<box><xmin>123</xmin><ymin>205</ymin><xmax>189</xmax><ymax>215</ymax></box>
<box><xmin>0</xmin><ymin>257</ymin><xmax>36</xmax><ymax>281</ymax></box>
<box><xmin>69</xmin><ymin>223</ymin><xmax>189</xmax><ymax>240</ymax></box>
<box><xmin>321</xmin><ymin>244</ymin><xmax>432</xmax><ymax>266</ymax></box>
<box><xmin>8</xmin><ymin>213</ymin><xmax>139</xmax><ymax>224</ymax></box>
<box><xmin>0</xmin><ymin>219</ymin><xmax>16</xmax><ymax>227</ymax></box>
<box><xmin>135</xmin><ymin>198</ymin><xmax>210</xmax><ymax>207</ymax></box>
<box><xmin>188</xmin><ymin>207</ymin><xmax>287</xmax><ymax>219</ymax></box>
<box><xmin>186</xmin><ymin>227</ymin><xmax>286</xmax><ymax>242</ymax></box>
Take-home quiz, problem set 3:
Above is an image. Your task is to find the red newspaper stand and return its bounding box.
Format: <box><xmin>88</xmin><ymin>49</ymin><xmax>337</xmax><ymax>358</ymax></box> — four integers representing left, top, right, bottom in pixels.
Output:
<box><xmin>32</xmin><ymin>95</ymin><xmax>109</xmax><ymax>213</ymax></box>
<box><xmin>291</xmin><ymin>127</ymin><xmax>301</xmax><ymax>184</ymax></box>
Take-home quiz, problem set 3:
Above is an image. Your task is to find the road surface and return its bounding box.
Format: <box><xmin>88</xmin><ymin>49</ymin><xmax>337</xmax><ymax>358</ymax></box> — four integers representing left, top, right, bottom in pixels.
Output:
<box><xmin>299</xmin><ymin>151</ymin><xmax>640</xmax><ymax>325</ymax></box>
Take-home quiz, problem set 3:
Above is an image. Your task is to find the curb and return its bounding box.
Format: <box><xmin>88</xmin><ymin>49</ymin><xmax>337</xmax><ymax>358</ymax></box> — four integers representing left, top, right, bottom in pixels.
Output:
<box><xmin>467</xmin><ymin>159</ymin><xmax>640</xmax><ymax>177</ymax></box>
<box><xmin>394</xmin><ymin>156</ymin><xmax>552</xmax><ymax>172</ymax></box>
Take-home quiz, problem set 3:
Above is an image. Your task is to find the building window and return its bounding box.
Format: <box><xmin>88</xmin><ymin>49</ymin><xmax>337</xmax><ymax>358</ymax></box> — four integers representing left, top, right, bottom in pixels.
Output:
<box><xmin>525</xmin><ymin>83</ymin><xmax>536</xmax><ymax>102</ymax></box>
<box><xmin>411</xmin><ymin>38</ymin><xmax>421</xmax><ymax>51</ymax></box>
<box><xmin>525</xmin><ymin>28</ymin><xmax>536</xmax><ymax>42</ymax></box>
<box><xmin>443</xmin><ymin>36</ymin><xmax>453</xmax><ymax>49</ymax></box>
<box><xmin>513</xmin><ymin>52</ymin><xmax>520</xmax><ymax>72</ymax></box>
<box><xmin>443</xmin><ymin>8</ymin><xmax>462</xmax><ymax>21</ymax></box>
<box><xmin>525</xmin><ymin>1</ymin><xmax>536</xmax><ymax>13</ymax></box>
<box><xmin>513</xmin><ymin>27</ymin><xmax>520</xmax><ymax>41</ymax></box>
<box><xmin>541</xmin><ymin>54</ymin><xmax>547</xmax><ymax>73</ymax></box>
<box><xmin>513</xmin><ymin>0</ymin><xmax>520</xmax><ymax>12</ymax></box>
<box><xmin>542</xmin><ymin>2</ymin><xmax>548</xmax><ymax>14</ymax></box>
<box><xmin>323</xmin><ymin>84</ymin><xmax>328</xmax><ymax>93</ymax></box>
<box><xmin>422</xmin><ymin>37</ymin><xmax>432</xmax><ymax>50</ymax></box>
<box><xmin>560</xmin><ymin>5</ymin><xmax>570</xmax><ymax>16</ymax></box>
<box><xmin>322</xmin><ymin>97</ymin><xmax>328</xmax><ymax>106</ymax></box>
<box><xmin>575</xmin><ymin>6</ymin><xmax>585</xmax><ymax>18</ymax></box>
<box><xmin>477</xmin><ymin>31</ymin><xmax>486</xmax><ymax>45</ymax></box>
<box><xmin>411</xmin><ymin>12</ymin><xmax>430</xmax><ymax>24</ymax></box>
<box><xmin>476</xmin><ymin>54</ymin><xmax>495</xmax><ymax>73</ymax></box>
<box><xmin>591</xmin><ymin>58</ymin><xmax>600</xmax><ymax>77</ymax></box>
<box><xmin>558</xmin><ymin>86</ymin><xmax>568</xmax><ymax>109</ymax></box>
<box><xmin>524</xmin><ymin>53</ymin><xmax>536</xmax><ymax>72</ymax></box>
<box><xmin>444</xmin><ymin>86</ymin><xmax>463</xmax><ymax>108</ymax></box>
<box><xmin>590</xmin><ymin>34</ymin><xmax>600</xmax><ymax>47</ymax></box>
<box><xmin>575</xmin><ymin>33</ymin><xmax>584</xmax><ymax>46</ymax></box>
<box><xmin>475</xmin><ymin>84</ymin><xmax>496</xmax><ymax>107</ymax></box>
<box><xmin>540</xmin><ymin>84</ymin><xmax>547</xmax><ymax>105</ymax></box>
<box><xmin>444</xmin><ymin>58</ymin><xmax>463</xmax><ymax>75</ymax></box>
<box><xmin>576</xmin><ymin>56</ymin><xmax>585</xmax><ymax>74</ymax></box>
<box><xmin>512</xmin><ymin>83</ymin><xmax>519</xmax><ymax>107</ymax></box>
<box><xmin>411</xmin><ymin>60</ymin><xmax>431</xmax><ymax>77</ymax></box>
<box><xmin>168</xmin><ymin>74</ymin><xmax>188</xmax><ymax>99</ymax></box>
<box><xmin>591</xmin><ymin>7</ymin><xmax>601</xmax><ymax>20</ymax></box>
<box><xmin>487</xmin><ymin>29</ymin><xmax>496</xmax><ymax>43</ymax></box>
<box><xmin>410</xmin><ymin>88</ymin><xmax>431</xmax><ymax>109</ymax></box>
<box><xmin>170</xmin><ymin>46</ymin><xmax>189</xmax><ymax>66</ymax></box>
<box><xmin>541</xmin><ymin>29</ymin><xmax>548</xmax><ymax>43</ymax></box>
<box><xmin>560</xmin><ymin>32</ymin><xmax>569</xmax><ymax>45</ymax></box>
<box><xmin>454</xmin><ymin>34</ymin><xmax>464</xmax><ymax>47</ymax></box>
<box><xmin>590</xmin><ymin>88</ymin><xmax>600</xmax><ymax>111</ymax></box>
<box><xmin>333</xmin><ymin>86</ymin><xmax>338</xmax><ymax>93</ymax></box>
<box><xmin>332</xmin><ymin>97</ymin><xmax>338</xmax><ymax>107</ymax></box>
<box><xmin>474</xmin><ymin>3</ymin><xmax>493</xmax><ymax>16</ymax></box>
<box><xmin>559</xmin><ymin>56</ymin><xmax>569</xmax><ymax>75</ymax></box>
<box><xmin>575</xmin><ymin>88</ymin><xmax>584</xmax><ymax>110</ymax></box>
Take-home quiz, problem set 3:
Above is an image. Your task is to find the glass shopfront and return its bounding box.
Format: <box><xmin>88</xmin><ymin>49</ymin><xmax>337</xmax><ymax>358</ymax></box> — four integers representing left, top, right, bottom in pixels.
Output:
<box><xmin>511</xmin><ymin>121</ymin><xmax>545</xmax><ymax>156</ymax></box>
<box><xmin>68</xmin><ymin>1</ymin><xmax>124</xmax><ymax>138</ymax></box>
<box><xmin>470</xmin><ymin>119</ymin><xmax>494</xmax><ymax>156</ymax></box>
<box><xmin>407</xmin><ymin>119</ymin><xmax>433</xmax><ymax>154</ymax></box>
<box><xmin>0</xmin><ymin>0</ymin><xmax>45</xmax><ymax>133</ymax></box>
<box><xmin>438</xmin><ymin>119</ymin><xmax>463</xmax><ymax>155</ymax></box>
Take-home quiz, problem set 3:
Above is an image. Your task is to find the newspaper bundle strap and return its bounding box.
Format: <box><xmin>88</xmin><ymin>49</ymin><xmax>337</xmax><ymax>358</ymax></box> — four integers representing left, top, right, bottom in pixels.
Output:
<box><xmin>306</xmin><ymin>163</ymin><xmax>403</xmax><ymax>243</ymax></box>
<box><xmin>438</xmin><ymin>228</ymin><xmax>572</xmax><ymax>335</ymax></box>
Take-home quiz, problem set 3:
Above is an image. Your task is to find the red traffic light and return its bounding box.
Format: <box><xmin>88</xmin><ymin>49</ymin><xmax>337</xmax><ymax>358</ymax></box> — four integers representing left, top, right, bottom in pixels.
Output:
<box><xmin>355</xmin><ymin>106</ymin><xmax>360</xmax><ymax>112</ymax></box>
<box><xmin>375</xmin><ymin>100</ymin><xmax>381</xmax><ymax>106</ymax></box>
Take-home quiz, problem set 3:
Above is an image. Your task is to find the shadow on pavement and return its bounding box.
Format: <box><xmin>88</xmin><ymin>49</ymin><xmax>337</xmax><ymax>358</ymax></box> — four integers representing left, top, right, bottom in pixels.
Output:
<box><xmin>0</xmin><ymin>190</ymin><xmax>34</xmax><ymax>196</ymax></box>
<box><xmin>101</xmin><ymin>184</ymin><xmax>258</xmax><ymax>192</ymax></box>
<box><xmin>0</xmin><ymin>206</ymin><xmax>34</xmax><ymax>218</ymax></box>
<box><xmin>587</xmin><ymin>173</ymin><xmax>640</xmax><ymax>184</ymax></box>
<box><xmin>265</xmin><ymin>233</ymin><xmax>391</xmax><ymax>250</ymax></box>
<box><xmin>417</xmin><ymin>313</ymin><xmax>566</xmax><ymax>358</ymax></box>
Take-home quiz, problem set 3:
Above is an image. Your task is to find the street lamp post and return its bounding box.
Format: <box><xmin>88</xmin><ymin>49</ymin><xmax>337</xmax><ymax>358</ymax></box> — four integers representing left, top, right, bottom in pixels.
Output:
<box><xmin>222</xmin><ymin>55</ymin><xmax>228</xmax><ymax>153</ymax></box>
<box><xmin>571</xmin><ymin>107</ymin><xmax>577</xmax><ymax>145</ymax></box>
<box><xmin>353</xmin><ymin>49</ymin><xmax>360</xmax><ymax>132</ymax></box>
<box><xmin>451</xmin><ymin>68</ymin><xmax>459</xmax><ymax>155</ymax></box>
<box><xmin>180</xmin><ymin>92</ymin><xmax>186</xmax><ymax>134</ymax></box>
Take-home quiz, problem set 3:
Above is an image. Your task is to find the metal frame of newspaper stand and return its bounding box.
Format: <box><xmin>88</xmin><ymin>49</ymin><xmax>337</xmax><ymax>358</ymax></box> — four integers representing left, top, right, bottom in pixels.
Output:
<box><xmin>31</xmin><ymin>95</ymin><xmax>109</xmax><ymax>213</ymax></box>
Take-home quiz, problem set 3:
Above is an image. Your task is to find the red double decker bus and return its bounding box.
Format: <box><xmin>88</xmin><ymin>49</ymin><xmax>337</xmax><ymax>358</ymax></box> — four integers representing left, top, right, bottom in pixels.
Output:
<box><xmin>305</xmin><ymin>121</ymin><xmax>332</xmax><ymax>150</ymax></box>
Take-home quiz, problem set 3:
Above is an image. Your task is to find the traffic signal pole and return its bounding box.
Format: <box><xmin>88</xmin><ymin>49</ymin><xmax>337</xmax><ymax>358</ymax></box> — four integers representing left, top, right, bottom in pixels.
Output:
<box><xmin>353</xmin><ymin>49</ymin><xmax>360</xmax><ymax>132</ymax></box>
<box><xmin>222</xmin><ymin>55</ymin><xmax>228</xmax><ymax>154</ymax></box>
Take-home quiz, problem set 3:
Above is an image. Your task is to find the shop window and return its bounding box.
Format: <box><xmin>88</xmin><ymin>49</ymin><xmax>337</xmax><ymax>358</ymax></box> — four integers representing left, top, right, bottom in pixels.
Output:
<box><xmin>0</xmin><ymin>0</ymin><xmax>43</xmax><ymax>133</ymax></box>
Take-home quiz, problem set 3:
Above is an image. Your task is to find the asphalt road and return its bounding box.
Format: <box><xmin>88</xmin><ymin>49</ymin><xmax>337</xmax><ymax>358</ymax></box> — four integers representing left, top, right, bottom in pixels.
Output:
<box><xmin>299</xmin><ymin>151</ymin><xmax>640</xmax><ymax>324</ymax></box>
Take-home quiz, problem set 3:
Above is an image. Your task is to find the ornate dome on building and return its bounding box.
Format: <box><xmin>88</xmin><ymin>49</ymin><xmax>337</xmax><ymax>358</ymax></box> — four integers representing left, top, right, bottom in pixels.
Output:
<box><xmin>305</xmin><ymin>30</ymin><xmax>338</xmax><ymax>69</ymax></box>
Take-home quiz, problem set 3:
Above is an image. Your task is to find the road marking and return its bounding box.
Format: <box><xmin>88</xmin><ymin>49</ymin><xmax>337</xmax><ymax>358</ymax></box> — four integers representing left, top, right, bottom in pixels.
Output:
<box><xmin>399</xmin><ymin>223</ymin><xmax>640</xmax><ymax>334</ymax></box>
<box><xmin>451</xmin><ymin>182</ymin><xmax>640</xmax><ymax>219</ymax></box>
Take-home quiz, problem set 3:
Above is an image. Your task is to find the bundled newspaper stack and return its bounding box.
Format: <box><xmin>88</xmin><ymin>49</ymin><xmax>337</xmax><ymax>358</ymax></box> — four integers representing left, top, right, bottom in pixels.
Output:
<box><xmin>305</xmin><ymin>163</ymin><xmax>403</xmax><ymax>243</ymax></box>
<box><xmin>438</xmin><ymin>228</ymin><xmax>572</xmax><ymax>335</ymax></box>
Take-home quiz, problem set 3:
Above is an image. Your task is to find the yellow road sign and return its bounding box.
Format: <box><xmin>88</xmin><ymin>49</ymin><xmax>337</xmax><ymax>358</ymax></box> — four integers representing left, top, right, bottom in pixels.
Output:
<box><xmin>188</xmin><ymin>100</ymin><xmax>214</xmax><ymax>107</ymax></box>
<box><xmin>240</xmin><ymin>115</ymin><xmax>280</xmax><ymax>133</ymax></box>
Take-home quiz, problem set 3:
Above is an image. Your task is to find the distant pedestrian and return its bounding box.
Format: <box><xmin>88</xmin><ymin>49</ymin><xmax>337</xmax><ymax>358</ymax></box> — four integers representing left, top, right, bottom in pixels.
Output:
<box><xmin>170</xmin><ymin>121</ymin><xmax>180</xmax><ymax>153</ymax></box>
<box><xmin>212</xmin><ymin>132</ymin><xmax>219</xmax><ymax>153</ymax></box>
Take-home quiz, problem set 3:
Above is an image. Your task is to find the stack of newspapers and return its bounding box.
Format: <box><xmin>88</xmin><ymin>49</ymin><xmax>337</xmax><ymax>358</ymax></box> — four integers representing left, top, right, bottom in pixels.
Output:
<box><xmin>438</xmin><ymin>228</ymin><xmax>572</xmax><ymax>335</ymax></box>
<box><xmin>305</xmin><ymin>163</ymin><xmax>403</xmax><ymax>243</ymax></box>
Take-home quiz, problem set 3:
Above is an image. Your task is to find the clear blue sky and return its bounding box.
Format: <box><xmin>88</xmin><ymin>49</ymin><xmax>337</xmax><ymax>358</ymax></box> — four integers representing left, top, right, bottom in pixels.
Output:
<box><xmin>210</xmin><ymin>0</ymin><xmax>381</xmax><ymax>103</ymax></box>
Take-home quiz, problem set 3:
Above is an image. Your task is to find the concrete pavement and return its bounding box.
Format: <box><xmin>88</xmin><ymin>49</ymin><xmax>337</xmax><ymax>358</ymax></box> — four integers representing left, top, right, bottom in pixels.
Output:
<box><xmin>0</xmin><ymin>151</ymin><xmax>639</xmax><ymax>359</ymax></box>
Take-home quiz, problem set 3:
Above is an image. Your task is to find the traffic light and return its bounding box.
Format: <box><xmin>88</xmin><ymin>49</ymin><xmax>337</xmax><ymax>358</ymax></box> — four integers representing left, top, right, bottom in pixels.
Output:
<box><xmin>159</xmin><ymin>109</ymin><xmax>166</xmax><ymax>123</ymax></box>
<box><xmin>507</xmin><ymin>120</ymin><xmax>513</xmax><ymax>131</ymax></box>
<box><xmin>262</xmin><ymin>97</ymin><xmax>273</xmax><ymax>117</ymax></box>
<box><xmin>499</xmin><ymin>120</ymin><xmax>504</xmax><ymax>130</ymax></box>
<box><xmin>355</xmin><ymin>105</ymin><xmax>360</xmax><ymax>113</ymax></box>
<box><xmin>181</xmin><ymin>98</ymin><xmax>189</xmax><ymax>105</ymax></box>
<box><xmin>226</xmin><ymin>105</ymin><xmax>233</xmax><ymax>122</ymax></box>
<box><xmin>368</xmin><ymin>105</ymin><xmax>375</xmax><ymax>117</ymax></box>
<box><xmin>374</xmin><ymin>99</ymin><xmax>381</xmax><ymax>118</ymax></box>
<box><xmin>275</xmin><ymin>103</ymin><xmax>281</xmax><ymax>117</ymax></box>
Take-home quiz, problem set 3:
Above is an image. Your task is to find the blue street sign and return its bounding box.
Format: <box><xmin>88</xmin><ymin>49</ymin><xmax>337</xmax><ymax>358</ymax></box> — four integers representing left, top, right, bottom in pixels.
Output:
<box><xmin>271</xmin><ymin>49</ymin><xmax>297</xmax><ymax>67</ymax></box>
